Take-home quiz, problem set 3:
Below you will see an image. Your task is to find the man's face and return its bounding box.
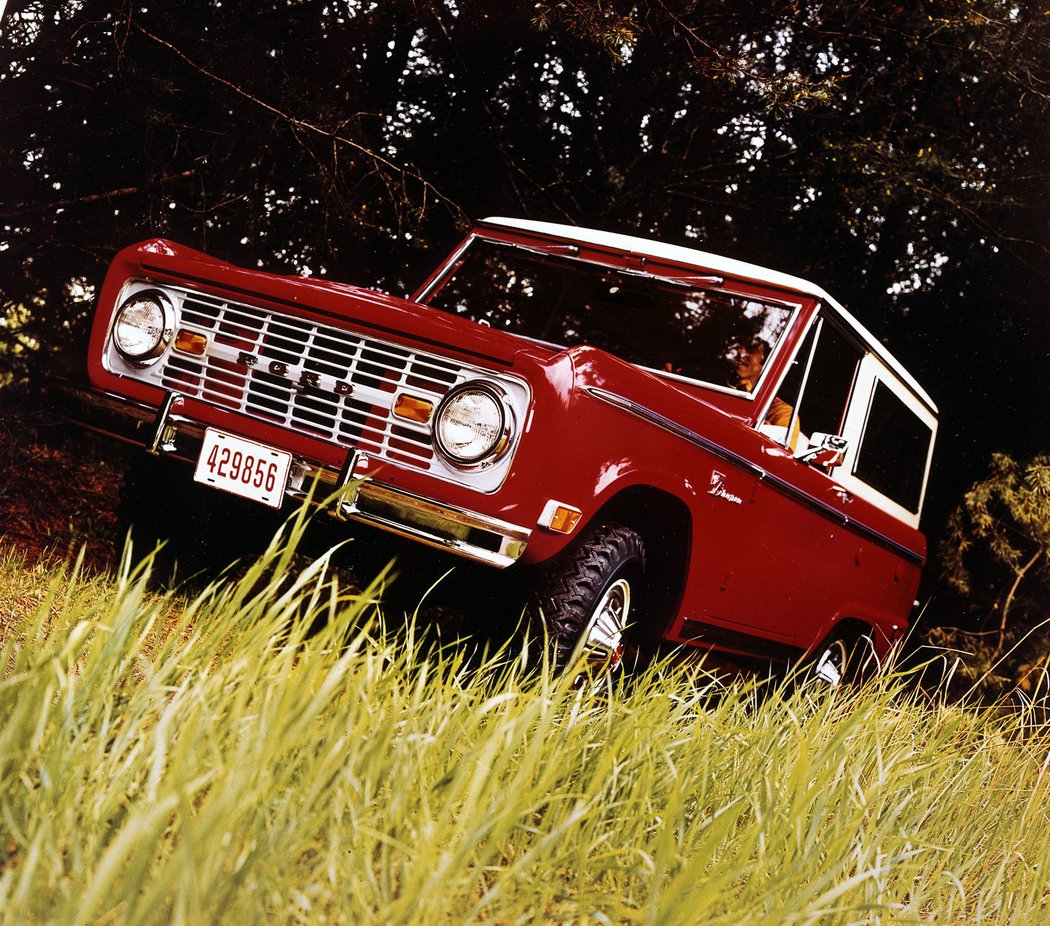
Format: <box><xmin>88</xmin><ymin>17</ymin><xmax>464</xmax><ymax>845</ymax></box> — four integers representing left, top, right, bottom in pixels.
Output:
<box><xmin>731</xmin><ymin>340</ymin><xmax>765</xmax><ymax>389</ymax></box>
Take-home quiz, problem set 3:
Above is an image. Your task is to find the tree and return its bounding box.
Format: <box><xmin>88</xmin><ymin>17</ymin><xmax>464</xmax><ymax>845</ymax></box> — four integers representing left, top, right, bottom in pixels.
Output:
<box><xmin>934</xmin><ymin>453</ymin><xmax>1050</xmax><ymax>694</ymax></box>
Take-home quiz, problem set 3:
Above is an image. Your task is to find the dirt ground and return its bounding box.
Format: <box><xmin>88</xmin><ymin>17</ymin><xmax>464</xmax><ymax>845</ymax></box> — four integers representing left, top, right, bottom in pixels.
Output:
<box><xmin>0</xmin><ymin>395</ymin><xmax>126</xmax><ymax>572</ymax></box>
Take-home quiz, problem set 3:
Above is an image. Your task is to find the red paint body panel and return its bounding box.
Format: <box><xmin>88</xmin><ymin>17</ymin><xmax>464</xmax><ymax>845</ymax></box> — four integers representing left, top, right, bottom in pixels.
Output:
<box><xmin>83</xmin><ymin>223</ymin><xmax>934</xmax><ymax>667</ymax></box>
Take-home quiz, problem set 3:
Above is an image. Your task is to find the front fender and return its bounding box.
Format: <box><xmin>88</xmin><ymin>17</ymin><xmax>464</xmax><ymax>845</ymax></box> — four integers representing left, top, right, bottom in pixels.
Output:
<box><xmin>504</xmin><ymin>346</ymin><xmax>739</xmax><ymax>565</ymax></box>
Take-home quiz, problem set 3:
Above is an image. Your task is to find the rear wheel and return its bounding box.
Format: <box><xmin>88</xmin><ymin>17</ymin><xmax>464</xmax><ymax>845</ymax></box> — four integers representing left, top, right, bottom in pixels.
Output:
<box><xmin>808</xmin><ymin>631</ymin><xmax>877</xmax><ymax>687</ymax></box>
<box><xmin>529</xmin><ymin>522</ymin><xmax>646</xmax><ymax>673</ymax></box>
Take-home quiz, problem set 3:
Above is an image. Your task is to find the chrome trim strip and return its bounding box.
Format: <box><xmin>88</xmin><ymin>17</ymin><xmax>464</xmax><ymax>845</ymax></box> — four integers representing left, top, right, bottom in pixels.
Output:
<box><xmin>586</xmin><ymin>387</ymin><xmax>766</xmax><ymax>477</ymax></box>
<box><xmin>330</xmin><ymin>481</ymin><xmax>529</xmax><ymax>568</ymax></box>
<box><xmin>585</xmin><ymin>387</ymin><xmax>925</xmax><ymax>566</ymax></box>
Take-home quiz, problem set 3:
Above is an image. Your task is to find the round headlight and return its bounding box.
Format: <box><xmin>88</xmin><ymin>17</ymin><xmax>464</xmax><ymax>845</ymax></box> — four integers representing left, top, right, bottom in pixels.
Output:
<box><xmin>434</xmin><ymin>383</ymin><xmax>512</xmax><ymax>466</ymax></box>
<box><xmin>112</xmin><ymin>290</ymin><xmax>174</xmax><ymax>362</ymax></box>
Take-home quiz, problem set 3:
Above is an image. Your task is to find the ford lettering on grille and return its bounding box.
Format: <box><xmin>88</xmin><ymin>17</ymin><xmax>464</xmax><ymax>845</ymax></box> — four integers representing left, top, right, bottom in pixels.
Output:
<box><xmin>234</xmin><ymin>351</ymin><xmax>356</xmax><ymax>398</ymax></box>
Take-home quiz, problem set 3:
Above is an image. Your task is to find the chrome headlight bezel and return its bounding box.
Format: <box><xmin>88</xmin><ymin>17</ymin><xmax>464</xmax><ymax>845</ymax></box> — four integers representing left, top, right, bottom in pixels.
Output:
<box><xmin>111</xmin><ymin>289</ymin><xmax>175</xmax><ymax>365</ymax></box>
<box><xmin>433</xmin><ymin>381</ymin><xmax>515</xmax><ymax>469</ymax></box>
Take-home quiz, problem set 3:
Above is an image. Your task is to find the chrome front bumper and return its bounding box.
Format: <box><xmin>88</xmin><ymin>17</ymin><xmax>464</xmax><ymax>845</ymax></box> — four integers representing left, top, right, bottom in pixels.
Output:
<box><xmin>62</xmin><ymin>386</ymin><xmax>530</xmax><ymax>568</ymax></box>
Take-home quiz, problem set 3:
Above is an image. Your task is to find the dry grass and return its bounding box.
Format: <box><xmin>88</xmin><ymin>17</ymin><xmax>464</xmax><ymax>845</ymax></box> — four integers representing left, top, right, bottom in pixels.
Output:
<box><xmin>1</xmin><ymin>513</ymin><xmax>1049</xmax><ymax>925</ymax></box>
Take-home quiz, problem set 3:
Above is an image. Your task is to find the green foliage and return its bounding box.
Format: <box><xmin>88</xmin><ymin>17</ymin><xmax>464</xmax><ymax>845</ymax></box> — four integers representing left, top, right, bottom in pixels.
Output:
<box><xmin>0</xmin><ymin>300</ymin><xmax>38</xmax><ymax>387</ymax></box>
<box><xmin>2</xmin><ymin>529</ymin><xmax>1050</xmax><ymax>924</ymax></box>
<box><xmin>943</xmin><ymin>453</ymin><xmax>1050</xmax><ymax>599</ymax></box>
<box><xmin>932</xmin><ymin>453</ymin><xmax>1050</xmax><ymax>694</ymax></box>
<box><xmin>533</xmin><ymin>1</ymin><xmax>640</xmax><ymax>61</ymax></box>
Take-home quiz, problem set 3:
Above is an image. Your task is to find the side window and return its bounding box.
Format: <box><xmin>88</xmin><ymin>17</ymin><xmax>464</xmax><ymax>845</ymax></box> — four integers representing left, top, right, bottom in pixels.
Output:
<box><xmin>795</xmin><ymin>322</ymin><xmax>863</xmax><ymax>438</ymax></box>
<box><xmin>773</xmin><ymin>317</ymin><xmax>864</xmax><ymax>450</ymax></box>
<box><xmin>853</xmin><ymin>380</ymin><xmax>933</xmax><ymax>513</ymax></box>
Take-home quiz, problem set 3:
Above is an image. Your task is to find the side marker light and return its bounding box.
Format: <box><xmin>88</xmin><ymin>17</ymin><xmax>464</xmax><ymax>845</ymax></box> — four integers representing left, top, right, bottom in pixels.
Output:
<box><xmin>539</xmin><ymin>500</ymin><xmax>583</xmax><ymax>534</ymax></box>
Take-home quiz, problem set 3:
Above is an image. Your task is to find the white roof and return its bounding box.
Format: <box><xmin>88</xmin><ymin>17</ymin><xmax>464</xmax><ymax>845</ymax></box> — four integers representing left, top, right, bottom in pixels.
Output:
<box><xmin>481</xmin><ymin>216</ymin><xmax>937</xmax><ymax>413</ymax></box>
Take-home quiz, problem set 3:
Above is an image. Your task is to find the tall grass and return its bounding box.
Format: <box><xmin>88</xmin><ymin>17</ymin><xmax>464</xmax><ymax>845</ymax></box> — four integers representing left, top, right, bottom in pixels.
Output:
<box><xmin>1</xmin><ymin>520</ymin><xmax>1048</xmax><ymax>924</ymax></box>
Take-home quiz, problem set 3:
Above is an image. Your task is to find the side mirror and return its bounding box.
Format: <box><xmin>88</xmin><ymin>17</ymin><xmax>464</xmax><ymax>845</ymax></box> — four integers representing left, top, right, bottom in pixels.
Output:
<box><xmin>796</xmin><ymin>432</ymin><xmax>848</xmax><ymax>468</ymax></box>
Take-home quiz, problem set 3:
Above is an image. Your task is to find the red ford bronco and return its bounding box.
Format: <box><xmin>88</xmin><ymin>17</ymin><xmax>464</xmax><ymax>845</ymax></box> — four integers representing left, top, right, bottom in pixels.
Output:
<box><xmin>75</xmin><ymin>217</ymin><xmax>937</xmax><ymax>680</ymax></box>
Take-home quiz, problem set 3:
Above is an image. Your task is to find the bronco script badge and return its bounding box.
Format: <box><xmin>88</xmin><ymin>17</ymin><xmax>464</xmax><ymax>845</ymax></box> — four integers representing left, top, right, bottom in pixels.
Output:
<box><xmin>708</xmin><ymin>470</ymin><xmax>743</xmax><ymax>505</ymax></box>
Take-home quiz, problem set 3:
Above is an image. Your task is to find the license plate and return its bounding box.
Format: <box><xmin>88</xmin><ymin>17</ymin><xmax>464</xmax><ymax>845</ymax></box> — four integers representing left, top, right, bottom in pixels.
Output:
<box><xmin>194</xmin><ymin>429</ymin><xmax>292</xmax><ymax>508</ymax></box>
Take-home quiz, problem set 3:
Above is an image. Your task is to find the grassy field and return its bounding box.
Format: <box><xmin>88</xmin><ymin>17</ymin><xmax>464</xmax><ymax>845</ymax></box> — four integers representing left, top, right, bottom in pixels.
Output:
<box><xmin>1</xmin><ymin>516</ymin><xmax>1048</xmax><ymax>925</ymax></box>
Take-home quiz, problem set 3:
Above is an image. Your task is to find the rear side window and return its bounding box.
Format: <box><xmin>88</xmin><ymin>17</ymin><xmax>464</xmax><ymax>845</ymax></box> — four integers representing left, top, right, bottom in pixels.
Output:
<box><xmin>853</xmin><ymin>381</ymin><xmax>933</xmax><ymax>513</ymax></box>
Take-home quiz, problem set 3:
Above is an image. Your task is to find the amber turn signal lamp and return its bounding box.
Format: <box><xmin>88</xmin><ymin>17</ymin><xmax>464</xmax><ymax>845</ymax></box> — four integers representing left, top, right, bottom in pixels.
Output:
<box><xmin>393</xmin><ymin>393</ymin><xmax>435</xmax><ymax>423</ymax></box>
<box><xmin>174</xmin><ymin>328</ymin><xmax>209</xmax><ymax>356</ymax></box>
<box><xmin>539</xmin><ymin>500</ymin><xmax>583</xmax><ymax>534</ymax></box>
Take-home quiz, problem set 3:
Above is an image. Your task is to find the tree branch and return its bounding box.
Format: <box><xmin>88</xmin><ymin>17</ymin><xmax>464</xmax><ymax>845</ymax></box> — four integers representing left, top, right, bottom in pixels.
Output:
<box><xmin>0</xmin><ymin>170</ymin><xmax>195</xmax><ymax>218</ymax></box>
<box><xmin>995</xmin><ymin>547</ymin><xmax>1044</xmax><ymax>656</ymax></box>
<box><xmin>135</xmin><ymin>25</ymin><xmax>466</xmax><ymax>225</ymax></box>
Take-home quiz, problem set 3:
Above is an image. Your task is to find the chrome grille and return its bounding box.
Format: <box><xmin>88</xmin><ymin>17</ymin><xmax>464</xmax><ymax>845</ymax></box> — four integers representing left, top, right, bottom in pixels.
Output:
<box><xmin>157</xmin><ymin>288</ymin><xmax>469</xmax><ymax>472</ymax></box>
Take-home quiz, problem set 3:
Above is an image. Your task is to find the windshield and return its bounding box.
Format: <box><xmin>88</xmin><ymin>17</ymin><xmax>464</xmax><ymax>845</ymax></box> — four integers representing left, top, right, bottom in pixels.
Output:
<box><xmin>422</xmin><ymin>237</ymin><xmax>795</xmax><ymax>392</ymax></box>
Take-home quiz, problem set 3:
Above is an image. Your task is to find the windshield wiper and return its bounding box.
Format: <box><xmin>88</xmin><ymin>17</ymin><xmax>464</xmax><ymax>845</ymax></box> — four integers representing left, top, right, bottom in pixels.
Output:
<box><xmin>618</xmin><ymin>267</ymin><xmax>724</xmax><ymax>288</ymax></box>
<box><xmin>507</xmin><ymin>241</ymin><xmax>580</xmax><ymax>257</ymax></box>
<box><xmin>508</xmin><ymin>240</ymin><xmax>724</xmax><ymax>288</ymax></box>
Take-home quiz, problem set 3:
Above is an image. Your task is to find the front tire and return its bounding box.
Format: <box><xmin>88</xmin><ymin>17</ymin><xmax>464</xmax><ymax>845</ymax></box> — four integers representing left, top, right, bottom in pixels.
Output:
<box><xmin>529</xmin><ymin>522</ymin><xmax>646</xmax><ymax>672</ymax></box>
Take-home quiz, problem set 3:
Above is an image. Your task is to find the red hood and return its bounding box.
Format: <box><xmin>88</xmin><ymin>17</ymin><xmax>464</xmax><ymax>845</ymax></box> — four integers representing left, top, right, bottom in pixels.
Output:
<box><xmin>124</xmin><ymin>238</ymin><xmax>560</xmax><ymax>370</ymax></box>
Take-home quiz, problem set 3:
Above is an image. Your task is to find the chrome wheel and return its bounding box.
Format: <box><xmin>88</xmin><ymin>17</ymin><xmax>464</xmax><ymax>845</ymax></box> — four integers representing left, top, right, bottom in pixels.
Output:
<box><xmin>812</xmin><ymin>638</ymin><xmax>848</xmax><ymax>686</ymax></box>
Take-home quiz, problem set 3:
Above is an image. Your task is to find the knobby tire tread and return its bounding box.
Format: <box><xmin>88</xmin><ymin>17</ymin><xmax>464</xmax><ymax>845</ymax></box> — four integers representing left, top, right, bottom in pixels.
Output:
<box><xmin>531</xmin><ymin>521</ymin><xmax>645</xmax><ymax>666</ymax></box>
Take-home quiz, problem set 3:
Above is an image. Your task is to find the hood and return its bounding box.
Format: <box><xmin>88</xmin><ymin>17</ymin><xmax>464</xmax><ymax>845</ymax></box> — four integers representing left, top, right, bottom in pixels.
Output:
<box><xmin>124</xmin><ymin>238</ymin><xmax>561</xmax><ymax>371</ymax></box>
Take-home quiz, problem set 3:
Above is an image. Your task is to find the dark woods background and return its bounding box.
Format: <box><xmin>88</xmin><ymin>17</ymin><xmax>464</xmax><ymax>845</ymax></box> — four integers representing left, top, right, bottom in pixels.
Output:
<box><xmin>1</xmin><ymin>1</ymin><xmax>1048</xmax><ymax>685</ymax></box>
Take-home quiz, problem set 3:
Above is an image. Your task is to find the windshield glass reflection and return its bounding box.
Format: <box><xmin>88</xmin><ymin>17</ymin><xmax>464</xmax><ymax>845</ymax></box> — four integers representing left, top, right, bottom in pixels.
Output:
<box><xmin>423</xmin><ymin>238</ymin><xmax>794</xmax><ymax>391</ymax></box>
